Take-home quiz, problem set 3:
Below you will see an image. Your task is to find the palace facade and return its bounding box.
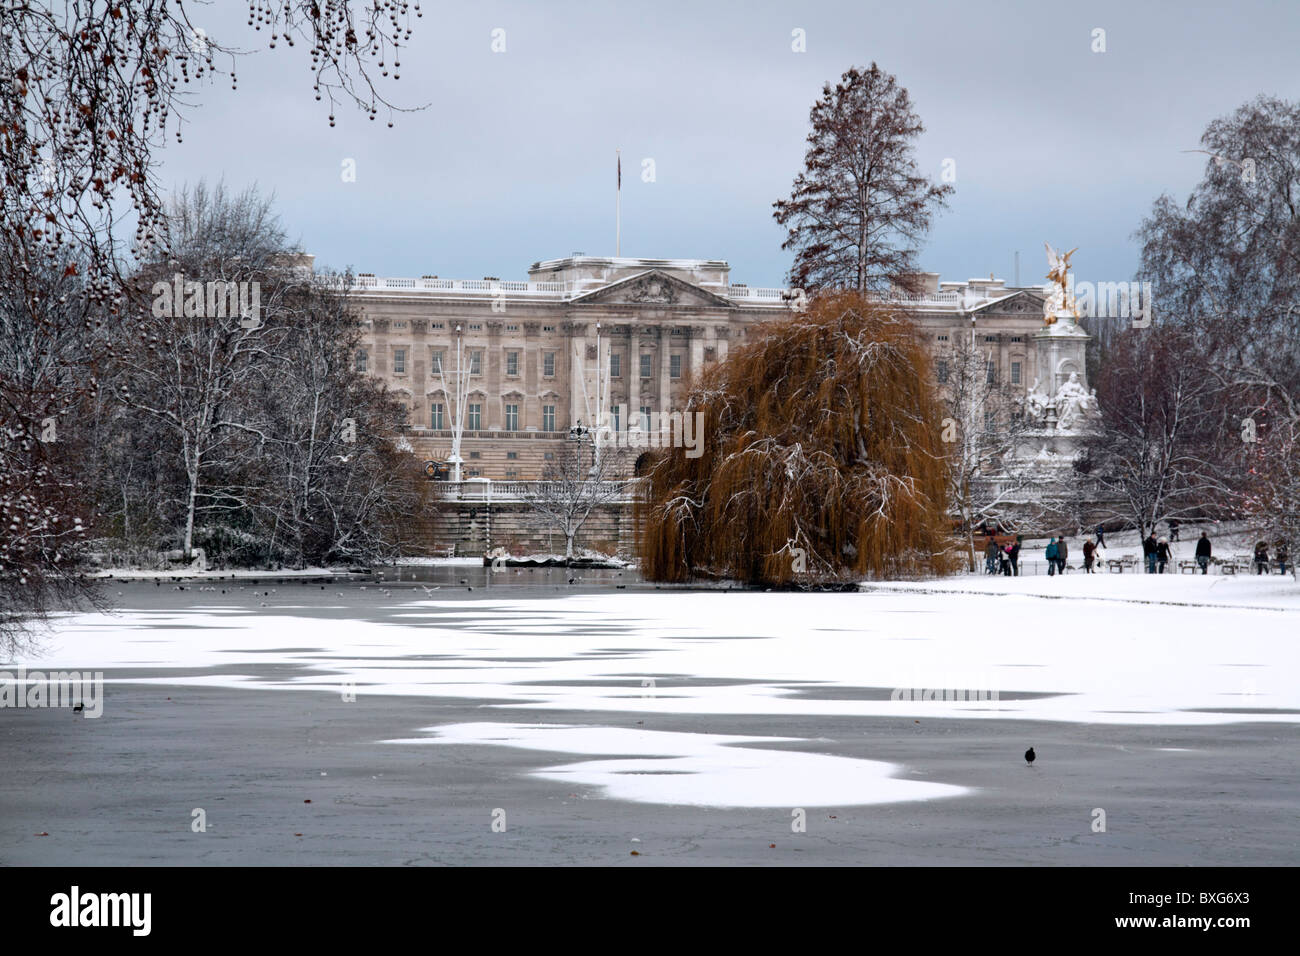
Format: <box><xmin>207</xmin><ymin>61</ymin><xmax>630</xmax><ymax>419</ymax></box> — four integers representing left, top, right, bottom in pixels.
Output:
<box><xmin>337</xmin><ymin>255</ymin><xmax>1058</xmax><ymax>479</ymax></box>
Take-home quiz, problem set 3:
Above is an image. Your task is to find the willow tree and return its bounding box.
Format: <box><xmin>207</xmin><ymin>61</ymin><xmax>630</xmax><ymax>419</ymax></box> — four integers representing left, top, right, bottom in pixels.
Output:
<box><xmin>637</xmin><ymin>294</ymin><xmax>957</xmax><ymax>586</ymax></box>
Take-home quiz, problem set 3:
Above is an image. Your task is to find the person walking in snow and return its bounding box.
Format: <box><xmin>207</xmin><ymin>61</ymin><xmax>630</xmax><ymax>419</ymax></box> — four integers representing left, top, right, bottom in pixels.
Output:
<box><xmin>1278</xmin><ymin>543</ymin><xmax>1289</xmax><ymax>576</ymax></box>
<box><xmin>985</xmin><ymin>536</ymin><xmax>999</xmax><ymax>574</ymax></box>
<box><xmin>1056</xmin><ymin>537</ymin><xmax>1069</xmax><ymax>575</ymax></box>
<box><xmin>1254</xmin><ymin>541</ymin><xmax>1270</xmax><ymax>575</ymax></box>
<box><xmin>1156</xmin><ymin>536</ymin><xmax>1171</xmax><ymax>574</ymax></box>
<box><xmin>1082</xmin><ymin>537</ymin><xmax>1097</xmax><ymax>573</ymax></box>
<box><xmin>1143</xmin><ymin>529</ymin><xmax>1158</xmax><ymax>574</ymax></box>
<box><xmin>1095</xmin><ymin>523</ymin><xmax>1106</xmax><ymax>549</ymax></box>
<box><xmin>1046</xmin><ymin>537</ymin><xmax>1059</xmax><ymax>577</ymax></box>
<box><xmin>1010</xmin><ymin>535</ymin><xmax>1022</xmax><ymax>576</ymax></box>
<box><xmin>1195</xmin><ymin>531</ymin><xmax>1212</xmax><ymax>574</ymax></box>
<box><xmin>1168</xmin><ymin>518</ymin><xmax>1180</xmax><ymax>542</ymax></box>
<box><xmin>1000</xmin><ymin>543</ymin><xmax>1013</xmax><ymax>576</ymax></box>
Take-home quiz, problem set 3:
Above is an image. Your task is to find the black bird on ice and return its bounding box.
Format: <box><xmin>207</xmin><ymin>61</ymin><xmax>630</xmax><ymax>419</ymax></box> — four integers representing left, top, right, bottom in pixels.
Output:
<box><xmin>1024</xmin><ymin>747</ymin><xmax>1036</xmax><ymax>766</ymax></box>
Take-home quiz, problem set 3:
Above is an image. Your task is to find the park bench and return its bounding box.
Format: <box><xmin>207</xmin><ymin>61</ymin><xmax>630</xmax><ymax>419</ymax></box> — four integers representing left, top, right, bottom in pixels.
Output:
<box><xmin>1107</xmin><ymin>558</ymin><xmax>1126</xmax><ymax>572</ymax></box>
<box><xmin>1179</xmin><ymin>560</ymin><xmax>1198</xmax><ymax>573</ymax></box>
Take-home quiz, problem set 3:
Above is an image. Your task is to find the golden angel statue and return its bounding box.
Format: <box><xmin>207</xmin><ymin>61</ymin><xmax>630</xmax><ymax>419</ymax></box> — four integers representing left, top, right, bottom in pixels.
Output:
<box><xmin>1043</xmin><ymin>242</ymin><xmax>1079</xmax><ymax>325</ymax></box>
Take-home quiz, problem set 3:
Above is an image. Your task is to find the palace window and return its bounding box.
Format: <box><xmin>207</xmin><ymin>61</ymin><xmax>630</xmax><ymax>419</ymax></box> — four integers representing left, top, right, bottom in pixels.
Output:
<box><xmin>470</xmin><ymin>351</ymin><xmax>482</xmax><ymax>375</ymax></box>
<box><xmin>469</xmin><ymin>451</ymin><xmax>481</xmax><ymax>460</ymax></box>
<box><xmin>986</xmin><ymin>360</ymin><xmax>996</xmax><ymax>384</ymax></box>
<box><xmin>937</xmin><ymin>360</ymin><xmax>949</xmax><ymax>384</ymax></box>
<box><xmin>505</xmin><ymin>470</ymin><xmax>519</xmax><ymax>479</ymax></box>
<box><xmin>1011</xmin><ymin>362</ymin><xmax>1022</xmax><ymax>385</ymax></box>
<box><xmin>610</xmin><ymin>405</ymin><xmax>621</xmax><ymax>431</ymax></box>
<box><xmin>984</xmin><ymin>335</ymin><xmax>997</xmax><ymax>343</ymax></box>
<box><xmin>468</xmin><ymin>404</ymin><xmax>482</xmax><ymax>431</ymax></box>
<box><xmin>505</xmin><ymin>351</ymin><xmax>519</xmax><ymax>376</ymax></box>
<box><xmin>356</xmin><ymin>349</ymin><xmax>368</xmax><ymax>373</ymax></box>
<box><xmin>430</xmin><ymin>403</ymin><xmax>444</xmax><ymax>430</ymax></box>
<box><xmin>505</xmin><ymin>324</ymin><xmax>519</xmax><ymax>332</ymax></box>
<box><xmin>610</xmin><ymin>353</ymin><xmax>621</xmax><ymax>378</ymax></box>
<box><xmin>393</xmin><ymin>320</ymin><xmax>408</xmax><ymax>330</ymax></box>
<box><xmin>393</xmin><ymin>348</ymin><xmax>406</xmax><ymax>374</ymax></box>
<box><xmin>430</xmin><ymin>350</ymin><xmax>442</xmax><ymax>373</ymax></box>
<box><xmin>937</xmin><ymin>334</ymin><xmax>949</xmax><ymax>342</ymax></box>
<box><xmin>543</xmin><ymin>325</ymin><xmax>556</xmax><ymax>332</ymax></box>
<box><xmin>504</xmin><ymin>403</ymin><xmax>519</xmax><ymax>430</ymax></box>
<box><xmin>640</xmin><ymin>353</ymin><xmax>652</xmax><ymax>378</ymax></box>
<box><xmin>542</xmin><ymin>404</ymin><xmax>556</xmax><ymax>431</ymax></box>
<box><xmin>670</xmin><ymin>354</ymin><xmax>682</xmax><ymax>379</ymax></box>
<box><xmin>468</xmin><ymin>323</ymin><xmax>482</xmax><ymax>331</ymax></box>
<box><xmin>544</xmin><ymin>452</ymin><xmax>555</xmax><ymax>461</ymax></box>
<box><xmin>543</xmin><ymin>352</ymin><xmax>555</xmax><ymax>377</ymax></box>
<box><xmin>507</xmin><ymin>451</ymin><xmax>518</xmax><ymax>460</ymax></box>
<box><xmin>639</xmin><ymin>406</ymin><xmax>652</xmax><ymax>431</ymax></box>
<box><xmin>1011</xmin><ymin>336</ymin><xmax>1023</xmax><ymax>343</ymax></box>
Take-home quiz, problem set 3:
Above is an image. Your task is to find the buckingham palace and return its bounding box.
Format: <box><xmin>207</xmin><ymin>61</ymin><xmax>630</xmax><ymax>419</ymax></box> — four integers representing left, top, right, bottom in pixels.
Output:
<box><xmin>333</xmin><ymin>254</ymin><xmax>1060</xmax><ymax>479</ymax></box>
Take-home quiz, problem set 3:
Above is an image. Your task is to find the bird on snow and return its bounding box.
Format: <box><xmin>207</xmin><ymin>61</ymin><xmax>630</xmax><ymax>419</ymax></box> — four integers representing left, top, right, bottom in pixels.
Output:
<box><xmin>73</xmin><ymin>702</ymin><xmax>84</xmax><ymax>714</ymax></box>
<box><xmin>1025</xmin><ymin>747</ymin><xmax>1036</xmax><ymax>766</ymax></box>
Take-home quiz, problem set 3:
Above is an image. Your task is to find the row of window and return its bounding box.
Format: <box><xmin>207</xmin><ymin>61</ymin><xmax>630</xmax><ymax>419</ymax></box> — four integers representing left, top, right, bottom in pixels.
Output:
<box><xmin>427</xmin><ymin>402</ymin><xmax>557</xmax><ymax>432</ymax></box>
<box><xmin>355</xmin><ymin>348</ymin><xmax>685</xmax><ymax>380</ymax></box>
<box><xmin>936</xmin><ymin>360</ymin><xmax>1024</xmax><ymax>385</ymax></box>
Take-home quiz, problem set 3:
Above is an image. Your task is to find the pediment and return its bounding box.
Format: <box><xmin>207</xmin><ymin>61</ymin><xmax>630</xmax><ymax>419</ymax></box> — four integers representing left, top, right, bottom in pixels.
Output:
<box><xmin>570</xmin><ymin>270</ymin><xmax>732</xmax><ymax>309</ymax></box>
<box><xmin>973</xmin><ymin>290</ymin><xmax>1046</xmax><ymax>315</ymax></box>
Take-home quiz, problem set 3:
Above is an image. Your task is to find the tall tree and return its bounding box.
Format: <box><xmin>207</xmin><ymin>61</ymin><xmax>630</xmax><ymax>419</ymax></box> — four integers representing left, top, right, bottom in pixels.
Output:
<box><xmin>1136</xmin><ymin>95</ymin><xmax>1300</xmax><ymax>526</ymax></box>
<box><xmin>773</xmin><ymin>64</ymin><xmax>952</xmax><ymax>295</ymax></box>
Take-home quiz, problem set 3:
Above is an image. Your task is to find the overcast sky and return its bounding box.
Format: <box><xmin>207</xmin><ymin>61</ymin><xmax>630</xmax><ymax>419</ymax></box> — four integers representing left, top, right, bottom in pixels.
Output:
<box><xmin>161</xmin><ymin>0</ymin><xmax>1299</xmax><ymax>289</ymax></box>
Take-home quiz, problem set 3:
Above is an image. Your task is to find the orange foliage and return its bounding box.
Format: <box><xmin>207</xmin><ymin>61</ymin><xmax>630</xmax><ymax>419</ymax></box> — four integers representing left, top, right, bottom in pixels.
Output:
<box><xmin>636</xmin><ymin>293</ymin><xmax>959</xmax><ymax>585</ymax></box>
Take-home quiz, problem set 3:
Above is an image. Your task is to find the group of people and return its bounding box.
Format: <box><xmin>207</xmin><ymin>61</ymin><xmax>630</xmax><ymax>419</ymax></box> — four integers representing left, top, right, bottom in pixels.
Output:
<box><xmin>979</xmin><ymin>520</ymin><xmax>1292</xmax><ymax>577</ymax></box>
<box><xmin>984</xmin><ymin>535</ymin><xmax>1023</xmax><ymax>576</ymax></box>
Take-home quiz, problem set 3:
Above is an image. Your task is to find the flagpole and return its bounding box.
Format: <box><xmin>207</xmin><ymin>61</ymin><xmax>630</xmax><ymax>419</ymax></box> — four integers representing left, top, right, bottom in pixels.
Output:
<box><xmin>615</xmin><ymin>148</ymin><xmax>621</xmax><ymax>258</ymax></box>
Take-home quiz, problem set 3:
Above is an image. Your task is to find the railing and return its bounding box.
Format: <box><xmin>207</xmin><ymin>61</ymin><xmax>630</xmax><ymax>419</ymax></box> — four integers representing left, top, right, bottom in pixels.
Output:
<box><xmin>439</xmin><ymin>479</ymin><xmax>637</xmax><ymax>503</ymax></box>
<box><xmin>318</xmin><ymin>274</ymin><xmax>791</xmax><ymax>305</ymax></box>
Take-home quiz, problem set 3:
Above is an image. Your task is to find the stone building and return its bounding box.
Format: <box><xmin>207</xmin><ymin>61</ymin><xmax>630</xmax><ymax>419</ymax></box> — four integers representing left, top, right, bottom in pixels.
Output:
<box><xmin>343</xmin><ymin>256</ymin><xmax>1069</xmax><ymax>479</ymax></box>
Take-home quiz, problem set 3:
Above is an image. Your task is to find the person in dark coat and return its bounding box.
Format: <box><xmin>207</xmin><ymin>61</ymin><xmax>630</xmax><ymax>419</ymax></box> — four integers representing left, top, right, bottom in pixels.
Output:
<box><xmin>1254</xmin><ymin>541</ymin><xmax>1270</xmax><ymax>574</ymax></box>
<box><xmin>1143</xmin><ymin>530</ymin><xmax>1158</xmax><ymax>573</ymax></box>
<box><xmin>1046</xmin><ymin>537</ymin><xmax>1059</xmax><ymax>577</ymax></box>
<box><xmin>1278</xmin><ymin>543</ymin><xmax>1289</xmax><ymax>576</ymax></box>
<box><xmin>1082</xmin><ymin>537</ymin><xmax>1097</xmax><ymax>573</ymax></box>
<box><xmin>1168</xmin><ymin>518</ymin><xmax>1180</xmax><ymax>542</ymax></box>
<box><xmin>1056</xmin><ymin>537</ymin><xmax>1069</xmax><ymax>574</ymax></box>
<box><xmin>1010</xmin><ymin>535</ymin><xmax>1022</xmax><ymax>576</ymax></box>
<box><xmin>1195</xmin><ymin>531</ymin><xmax>1212</xmax><ymax>574</ymax></box>
<box><xmin>1156</xmin><ymin>537</ymin><xmax>1171</xmax><ymax>574</ymax></box>
<box><xmin>985</xmin><ymin>537</ymin><xmax>999</xmax><ymax>574</ymax></box>
<box><xmin>1000</xmin><ymin>543</ymin><xmax>1013</xmax><ymax>576</ymax></box>
<box><xmin>1095</xmin><ymin>523</ymin><xmax>1106</xmax><ymax>549</ymax></box>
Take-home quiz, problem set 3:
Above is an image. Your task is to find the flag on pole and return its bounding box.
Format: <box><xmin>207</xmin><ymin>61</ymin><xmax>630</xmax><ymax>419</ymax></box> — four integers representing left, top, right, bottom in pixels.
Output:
<box><xmin>617</xmin><ymin>152</ymin><xmax>621</xmax><ymax>190</ymax></box>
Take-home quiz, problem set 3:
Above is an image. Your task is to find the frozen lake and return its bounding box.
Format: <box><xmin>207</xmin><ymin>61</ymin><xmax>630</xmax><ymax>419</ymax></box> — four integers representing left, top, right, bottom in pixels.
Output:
<box><xmin>3</xmin><ymin>568</ymin><xmax>1298</xmax><ymax>864</ymax></box>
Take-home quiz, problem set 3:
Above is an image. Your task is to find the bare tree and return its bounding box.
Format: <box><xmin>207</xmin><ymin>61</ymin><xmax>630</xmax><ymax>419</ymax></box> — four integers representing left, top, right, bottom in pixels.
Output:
<box><xmin>937</xmin><ymin>337</ymin><xmax>1041</xmax><ymax>569</ymax></box>
<box><xmin>523</xmin><ymin>440</ymin><xmax>623</xmax><ymax>561</ymax></box>
<box><xmin>772</xmin><ymin>64</ymin><xmax>953</xmax><ymax>295</ymax></box>
<box><xmin>0</xmin><ymin>247</ymin><xmax>103</xmax><ymax>654</ymax></box>
<box><xmin>0</xmin><ymin>1</ymin><xmax>424</xmax><ymax>300</ymax></box>
<box><xmin>244</xmin><ymin>273</ymin><xmax>430</xmax><ymax>566</ymax></box>
<box><xmin>1078</xmin><ymin>325</ymin><xmax>1228</xmax><ymax>533</ymax></box>
<box><xmin>113</xmin><ymin>183</ymin><xmax>294</xmax><ymax>560</ymax></box>
<box><xmin>1136</xmin><ymin>95</ymin><xmax>1300</xmax><ymax>525</ymax></box>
